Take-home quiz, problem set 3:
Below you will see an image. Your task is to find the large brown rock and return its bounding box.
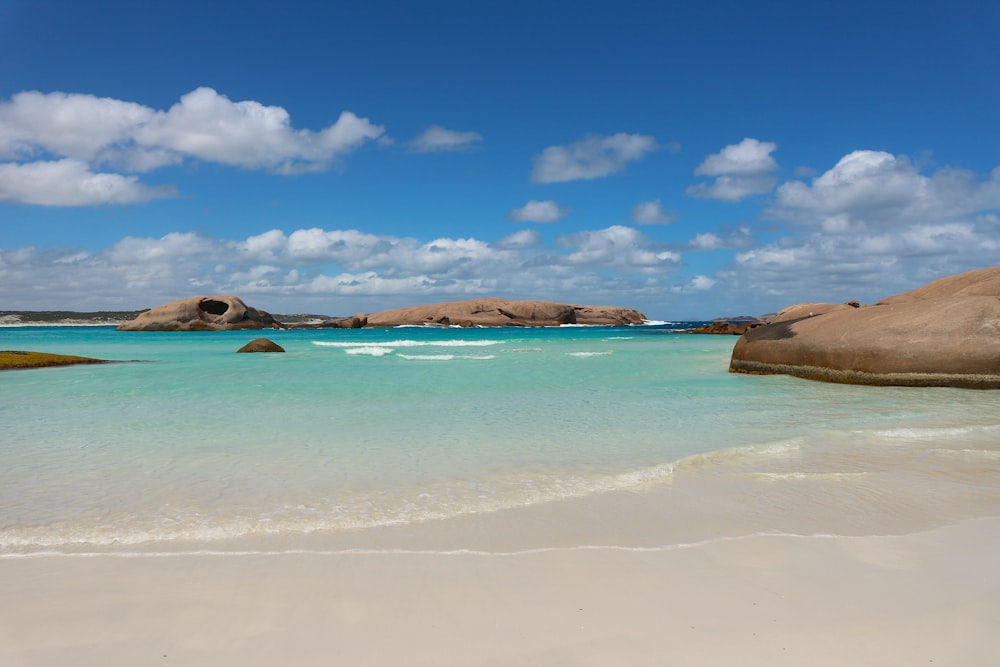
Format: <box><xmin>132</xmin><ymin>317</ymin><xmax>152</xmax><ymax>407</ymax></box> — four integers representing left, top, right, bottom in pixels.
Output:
<box><xmin>729</xmin><ymin>266</ymin><xmax>1000</xmax><ymax>388</ymax></box>
<box><xmin>364</xmin><ymin>298</ymin><xmax>646</xmax><ymax>327</ymax></box>
<box><xmin>117</xmin><ymin>296</ymin><xmax>283</xmax><ymax>331</ymax></box>
<box><xmin>767</xmin><ymin>302</ymin><xmax>857</xmax><ymax>323</ymax></box>
<box><xmin>571</xmin><ymin>305</ymin><xmax>648</xmax><ymax>326</ymax></box>
<box><xmin>288</xmin><ymin>315</ymin><xmax>368</xmax><ymax>329</ymax></box>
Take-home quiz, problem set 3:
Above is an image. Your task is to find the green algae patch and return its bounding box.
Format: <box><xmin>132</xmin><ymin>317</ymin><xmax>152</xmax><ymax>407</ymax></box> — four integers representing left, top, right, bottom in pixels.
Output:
<box><xmin>0</xmin><ymin>350</ymin><xmax>108</xmax><ymax>371</ymax></box>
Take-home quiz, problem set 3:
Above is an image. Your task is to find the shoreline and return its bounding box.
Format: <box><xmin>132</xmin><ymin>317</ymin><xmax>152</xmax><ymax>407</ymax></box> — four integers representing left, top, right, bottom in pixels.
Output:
<box><xmin>3</xmin><ymin>455</ymin><xmax>998</xmax><ymax>665</ymax></box>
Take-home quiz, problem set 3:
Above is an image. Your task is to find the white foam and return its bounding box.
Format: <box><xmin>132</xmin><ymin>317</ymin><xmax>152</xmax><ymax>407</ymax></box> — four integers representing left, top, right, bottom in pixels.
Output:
<box><xmin>747</xmin><ymin>471</ymin><xmax>872</xmax><ymax>481</ymax></box>
<box><xmin>929</xmin><ymin>448</ymin><xmax>1000</xmax><ymax>460</ymax></box>
<box><xmin>673</xmin><ymin>438</ymin><xmax>804</xmax><ymax>471</ymax></box>
<box><xmin>313</xmin><ymin>339</ymin><xmax>503</xmax><ymax>348</ymax></box>
<box><xmin>566</xmin><ymin>351</ymin><xmax>613</xmax><ymax>357</ymax></box>
<box><xmin>0</xmin><ymin>460</ymin><xmax>683</xmax><ymax>553</ymax></box>
<box><xmin>865</xmin><ymin>424</ymin><xmax>1000</xmax><ymax>441</ymax></box>
<box><xmin>344</xmin><ymin>347</ymin><xmax>394</xmax><ymax>356</ymax></box>
<box><xmin>397</xmin><ymin>354</ymin><xmax>496</xmax><ymax>361</ymax></box>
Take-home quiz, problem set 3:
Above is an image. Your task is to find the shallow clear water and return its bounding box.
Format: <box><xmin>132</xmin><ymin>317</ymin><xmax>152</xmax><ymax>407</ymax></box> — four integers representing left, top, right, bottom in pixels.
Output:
<box><xmin>2</xmin><ymin>324</ymin><xmax>999</xmax><ymax>552</ymax></box>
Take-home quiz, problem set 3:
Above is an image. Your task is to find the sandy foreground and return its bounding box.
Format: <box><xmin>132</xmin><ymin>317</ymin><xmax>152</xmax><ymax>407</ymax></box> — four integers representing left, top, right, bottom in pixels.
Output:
<box><xmin>1</xmin><ymin>513</ymin><xmax>998</xmax><ymax>667</ymax></box>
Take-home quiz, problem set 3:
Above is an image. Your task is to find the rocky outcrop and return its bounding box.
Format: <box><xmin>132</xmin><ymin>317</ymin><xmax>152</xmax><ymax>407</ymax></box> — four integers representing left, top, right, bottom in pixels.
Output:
<box><xmin>687</xmin><ymin>320</ymin><xmax>764</xmax><ymax>335</ymax></box>
<box><xmin>364</xmin><ymin>298</ymin><xmax>646</xmax><ymax>327</ymax></box>
<box><xmin>570</xmin><ymin>305</ymin><xmax>648</xmax><ymax>326</ymax></box>
<box><xmin>288</xmin><ymin>315</ymin><xmax>368</xmax><ymax>329</ymax></box>
<box><xmin>117</xmin><ymin>296</ymin><xmax>283</xmax><ymax>331</ymax></box>
<box><xmin>767</xmin><ymin>301</ymin><xmax>859</xmax><ymax>323</ymax></box>
<box><xmin>237</xmin><ymin>338</ymin><xmax>285</xmax><ymax>353</ymax></box>
<box><xmin>729</xmin><ymin>266</ymin><xmax>1000</xmax><ymax>388</ymax></box>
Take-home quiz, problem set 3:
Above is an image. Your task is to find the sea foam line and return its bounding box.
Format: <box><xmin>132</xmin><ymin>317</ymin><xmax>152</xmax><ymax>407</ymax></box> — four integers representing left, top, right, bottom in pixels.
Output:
<box><xmin>0</xmin><ymin>440</ymin><xmax>821</xmax><ymax>554</ymax></box>
<box><xmin>0</xmin><ymin>532</ymin><xmax>851</xmax><ymax>561</ymax></box>
<box><xmin>313</xmin><ymin>339</ymin><xmax>503</xmax><ymax>348</ymax></box>
<box><xmin>863</xmin><ymin>424</ymin><xmax>1000</xmax><ymax>440</ymax></box>
<box><xmin>397</xmin><ymin>354</ymin><xmax>496</xmax><ymax>361</ymax></box>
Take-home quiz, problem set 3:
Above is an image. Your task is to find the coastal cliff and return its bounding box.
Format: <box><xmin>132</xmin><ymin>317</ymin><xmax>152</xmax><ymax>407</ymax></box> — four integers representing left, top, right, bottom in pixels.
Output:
<box><xmin>729</xmin><ymin>265</ymin><xmax>1000</xmax><ymax>388</ymax></box>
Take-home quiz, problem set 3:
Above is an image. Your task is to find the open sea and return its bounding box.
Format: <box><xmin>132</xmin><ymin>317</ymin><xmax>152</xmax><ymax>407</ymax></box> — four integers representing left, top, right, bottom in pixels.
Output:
<box><xmin>3</xmin><ymin>323</ymin><xmax>1000</xmax><ymax>556</ymax></box>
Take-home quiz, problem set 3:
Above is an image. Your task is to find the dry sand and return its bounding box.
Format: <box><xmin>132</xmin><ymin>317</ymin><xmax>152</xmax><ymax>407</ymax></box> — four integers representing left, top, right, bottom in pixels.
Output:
<box><xmin>2</xmin><ymin>517</ymin><xmax>998</xmax><ymax>667</ymax></box>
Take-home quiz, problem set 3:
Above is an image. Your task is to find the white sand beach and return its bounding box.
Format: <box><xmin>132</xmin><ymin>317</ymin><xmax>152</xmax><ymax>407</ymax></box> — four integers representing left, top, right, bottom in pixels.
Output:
<box><xmin>2</xmin><ymin>510</ymin><xmax>998</xmax><ymax>667</ymax></box>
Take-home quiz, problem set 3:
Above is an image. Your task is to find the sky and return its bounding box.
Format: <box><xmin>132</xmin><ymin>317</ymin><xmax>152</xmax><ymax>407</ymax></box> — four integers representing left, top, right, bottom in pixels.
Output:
<box><xmin>1</xmin><ymin>0</ymin><xmax>998</xmax><ymax>319</ymax></box>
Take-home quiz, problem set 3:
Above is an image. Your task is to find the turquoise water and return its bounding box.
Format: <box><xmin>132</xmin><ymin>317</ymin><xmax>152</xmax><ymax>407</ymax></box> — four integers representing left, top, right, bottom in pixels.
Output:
<box><xmin>3</xmin><ymin>324</ymin><xmax>1000</xmax><ymax>553</ymax></box>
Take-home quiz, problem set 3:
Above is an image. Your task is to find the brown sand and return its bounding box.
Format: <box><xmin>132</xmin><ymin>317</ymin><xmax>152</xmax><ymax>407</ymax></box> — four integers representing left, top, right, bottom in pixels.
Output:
<box><xmin>1</xmin><ymin>518</ymin><xmax>998</xmax><ymax>666</ymax></box>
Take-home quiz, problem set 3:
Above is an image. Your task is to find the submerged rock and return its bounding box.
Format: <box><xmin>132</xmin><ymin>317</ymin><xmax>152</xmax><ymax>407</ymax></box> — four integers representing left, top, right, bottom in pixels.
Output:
<box><xmin>729</xmin><ymin>265</ymin><xmax>1000</xmax><ymax>388</ymax></box>
<box><xmin>237</xmin><ymin>338</ymin><xmax>285</xmax><ymax>353</ymax></box>
<box><xmin>117</xmin><ymin>296</ymin><xmax>283</xmax><ymax>331</ymax></box>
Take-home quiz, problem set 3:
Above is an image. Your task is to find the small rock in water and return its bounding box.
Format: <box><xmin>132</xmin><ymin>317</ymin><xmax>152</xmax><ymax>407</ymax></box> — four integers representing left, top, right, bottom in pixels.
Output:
<box><xmin>237</xmin><ymin>338</ymin><xmax>285</xmax><ymax>353</ymax></box>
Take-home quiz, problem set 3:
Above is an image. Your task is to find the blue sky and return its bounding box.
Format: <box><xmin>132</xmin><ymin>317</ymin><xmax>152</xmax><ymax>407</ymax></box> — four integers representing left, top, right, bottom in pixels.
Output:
<box><xmin>1</xmin><ymin>0</ymin><xmax>998</xmax><ymax>319</ymax></box>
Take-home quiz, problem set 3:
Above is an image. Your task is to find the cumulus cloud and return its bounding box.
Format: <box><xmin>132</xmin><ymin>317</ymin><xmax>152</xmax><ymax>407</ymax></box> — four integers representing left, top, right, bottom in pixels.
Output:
<box><xmin>768</xmin><ymin>150</ymin><xmax>1000</xmax><ymax>231</ymax></box>
<box><xmin>686</xmin><ymin>138</ymin><xmax>778</xmax><ymax>202</ymax></box>
<box><xmin>508</xmin><ymin>199</ymin><xmax>570</xmax><ymax>223</ymax></box>
<box><xmin>0</xmin><ymin>159</ymin><xmax>176</xmax><ymax>206</ymax></box>
<box><xmin>132</xmin><ymin>87</ymin><xmax>384</xmax><ymax>173</ymax></box>
<box><xmin>558</xmin><ymin>225</ymin><xmax>681</xmax><ymax>273</ymax></box>
<box><xmin>531</xmin><ymin>133</ymin><xmax>656</xmax><ymax>183</ymax></box>
<box><xmin>407</xmin><ymin>125</ymin><xmax>483</xmax><ymax>153</ymax></box>
<box><xmin>0</xmin><ymin>224</ymin><xmax>684</xmax><ymax>312</ymax></box>
<box><xmin>0</xmin><ymin>87</ymin><xmax>385</xmax><ymax>205</ymax></box>
<box><xmin>670</xmin><ymin>275</ymin><xmax>716</xmax><ymax>293</ymax></box>
<box><xmin>683</xmin><ymin>149</ymin><xmax>1000</xmax><ymax>315</ymax></box>
<box><xmin>688</xmin><ymin>225</ymin><xmax>752</xmax><ymax>250</ymax></box>
<box><xmin>631</xmin><ymin>199</ymin><xmax>674</xmax><ymax>225</ymax></box>
<box><xmin>491</xmin><ymin>229</ymin><xmax>543</xmax><ymax>250</ymax></box>
<box><xmin>0</xmin><ymin>90</ymin><xmax>155</xmax><ymax>162</ymax></box>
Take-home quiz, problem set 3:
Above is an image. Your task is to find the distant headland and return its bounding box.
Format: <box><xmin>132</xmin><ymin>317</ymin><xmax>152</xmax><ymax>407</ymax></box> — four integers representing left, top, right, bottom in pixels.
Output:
<box><xmin>106</xmin><ymin>296</ymin><xmax>648</xmax><ymax>331</ymax></box>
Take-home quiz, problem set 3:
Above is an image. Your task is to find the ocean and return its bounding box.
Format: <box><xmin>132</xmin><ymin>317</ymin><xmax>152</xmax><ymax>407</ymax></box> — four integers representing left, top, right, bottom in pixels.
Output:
<box><xmin>3</xmin><ymin>323</ymin><xmax>999</xmax><ymax>556</ymax></box>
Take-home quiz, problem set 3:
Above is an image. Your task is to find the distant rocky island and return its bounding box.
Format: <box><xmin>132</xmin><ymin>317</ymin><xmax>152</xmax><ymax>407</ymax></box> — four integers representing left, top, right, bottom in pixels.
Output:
<box><xmin>102</xmin><ymin>296</ymin><xmax>648</xmax><ymax>331</ymax></box>
<box><xmin>729</xmin><ymin>265</ymin><xmax>1000</xmax><ymax>389</ymax></box>
<box><xmin>0</xmin><ymin>310</ymin><xmax>145</xmax><ymax>326</ymax></box>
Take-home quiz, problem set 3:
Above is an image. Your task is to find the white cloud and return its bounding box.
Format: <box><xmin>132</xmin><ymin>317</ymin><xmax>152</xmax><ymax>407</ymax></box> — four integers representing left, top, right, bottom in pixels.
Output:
<box><xmin>0</xmin><ymin>90</ymin><xmax>154</xmax><ymax>161</ymax></box>
<box><xmin>686</xmin><ymin>138</ymin><xmax>778</xmax><ymax>202</ymax></box>
<box><xmin>730</xmin><ymin>219</ymin><xmax>1000</xmax><ymax>305</ymax></box>
<box><xmin>688</xmin><ymin>150</ymin><xmax>1000</xmax><ymax>314</ymax></box>
<box><xmin>491</xmin><ymin>229</ymin><xmax>543</xmax><ymax>249</ymax></box>
<box><xmin>689</xmin><ymin>232</ymin><xmax>722</xmax><ymax>250</ymax></box>
<box><xmin>558</xmin><ymin>225</ymin><xmax>681</xmax><ymax>273</ymax></box>
<box><xmin>0</xmin><ymin>159</ymin><xmax>176</xmax><ymax>206</ymax></box>
<box><xmin>631</xmin><ymin>199</ymin><xmax>674</xmax><ymax>225</ymax></box>
<box><xmin>509</xmin><ymin>199</ymin><xmax>569</xmax><ymax>223</ymax></box>
<box><xmin>694</xmin><ymin>138</ymin><xmax>778</xmax><ymax>176</ymax></box>
<box><xmin>768</xmin><ymin>150</ymin><xmax>1000</xmax><ymax>230</ymax></box>
<box><xmin>408</xmin><ymin>125</ymin><xmax>483</xmax><ymax>153</ymax></box>
<box><xmin>670</xmin><ymin>275</ymin><xmax>716</xmax><ymax>293</ymax></box>
<box><xmin>0</xmin><ymin>224</ymin><xmax>685</xmax><ymax>312</ymax></box>
<box><xmin>531</xmin><ymin>133</ymin><xmax>656</xmax><ymax>183</ymax></box>
<box><xmin>0</xmin><ymin>87</ymin><xmax>385</xmax><ymax>205</ymax></box>
<box><xmin>688</xmin><ymin>225</ymin><xmax>752</xmax><ymax>250</ymax></box>
<box><xmin>135</xmin><ymin>88</ymin><xmax>384</xmax><ymax>173</ymax></box>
